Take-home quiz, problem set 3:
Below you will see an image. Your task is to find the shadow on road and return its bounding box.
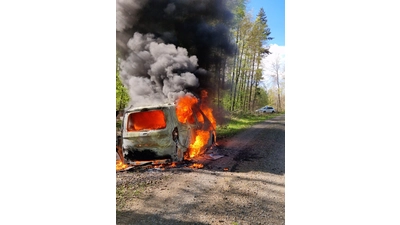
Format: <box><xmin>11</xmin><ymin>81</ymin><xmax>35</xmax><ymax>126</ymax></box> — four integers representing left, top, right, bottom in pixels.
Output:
<box><xmin>226</xmin><ymin>127</ymin><xmax>285</xmax><ymax>175</ymax></box>
<box><xmin>207</xmin><ymin>115</ymin><xmax>285</xmax><ymax>175</ymax></box>
<box><xmin>117</xmin><ymin>211</ymin><xmax>209</xmax><ymax>225</ymax></box>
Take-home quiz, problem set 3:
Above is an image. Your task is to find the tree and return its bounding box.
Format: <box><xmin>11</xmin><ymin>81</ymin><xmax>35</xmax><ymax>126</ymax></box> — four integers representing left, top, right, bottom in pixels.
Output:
<box><xmin>116</xmin><ymin>56</ymin><xmax>129</xmax><ymax>111</ymax></box>
<box><xmin>228</xmin><ymin>7</ymin><xmax>273</xmax><ymax>112</ymax></box>
<box><xmin>267</xmin><ymin>54</ymin><xmax>285</xmax><ymax>112</ymax></box>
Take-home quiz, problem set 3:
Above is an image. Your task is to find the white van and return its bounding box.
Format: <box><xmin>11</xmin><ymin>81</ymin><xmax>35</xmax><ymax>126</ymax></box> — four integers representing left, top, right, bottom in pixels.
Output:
<box><xmin>118</xmin><ymin>102</ymin><xmax>216</xmax><ymax>164</ymax></box>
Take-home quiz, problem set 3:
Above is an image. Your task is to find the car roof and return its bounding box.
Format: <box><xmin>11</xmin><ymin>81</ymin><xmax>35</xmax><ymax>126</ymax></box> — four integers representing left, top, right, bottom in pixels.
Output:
<box><xmin>125</xmin><ymin>103</ymin><xmax>176</xmax><ymax>113</ymax></box>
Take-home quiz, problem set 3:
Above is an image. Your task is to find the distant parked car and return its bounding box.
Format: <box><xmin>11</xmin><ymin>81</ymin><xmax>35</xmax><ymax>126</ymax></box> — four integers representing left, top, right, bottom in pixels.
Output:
<box><xmin>255</xmin><ymin>106</ymin><xmax>275</xmax><ymax>113</ymax></box>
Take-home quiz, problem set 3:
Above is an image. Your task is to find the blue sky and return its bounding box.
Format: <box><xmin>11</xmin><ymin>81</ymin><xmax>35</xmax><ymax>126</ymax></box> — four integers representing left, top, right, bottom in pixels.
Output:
<box><xmin>247</xmin><ymin>0</ymin><xmax>285</xmax><ymax>46</ymax></box>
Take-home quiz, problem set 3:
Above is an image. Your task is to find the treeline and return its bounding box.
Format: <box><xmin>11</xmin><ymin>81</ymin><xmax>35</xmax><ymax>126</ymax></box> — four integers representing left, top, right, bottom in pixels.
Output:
<box><xmin>116</xmin><ymin>0</ymin><xmax>284</xmax><ymax>113</ymax></box>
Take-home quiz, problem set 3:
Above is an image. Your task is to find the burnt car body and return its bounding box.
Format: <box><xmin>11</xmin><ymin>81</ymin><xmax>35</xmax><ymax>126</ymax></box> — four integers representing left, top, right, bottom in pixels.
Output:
<box><xmin>120</xmin><ymin>102</ymin><xmax>216</xmax><ymax>164</ymax></box>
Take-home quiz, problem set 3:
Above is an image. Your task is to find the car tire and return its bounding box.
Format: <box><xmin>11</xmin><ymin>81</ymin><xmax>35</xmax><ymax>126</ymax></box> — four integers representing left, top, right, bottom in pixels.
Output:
<box><xmin>211</xmin><ymin>132</ymin><xmax>216</xmax><ymax>144</ymax></box>
<box><xmin>174</xmin><ymin>147</ymin><xmax>184</xmax><ymax>162</ymax></box>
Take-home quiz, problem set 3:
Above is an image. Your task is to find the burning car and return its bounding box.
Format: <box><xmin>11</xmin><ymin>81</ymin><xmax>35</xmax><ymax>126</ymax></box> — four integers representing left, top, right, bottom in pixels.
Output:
<box><xmin>118</xmin><ymin>93</ymin><xmax>216</xmax><ymax>165</ymax></box>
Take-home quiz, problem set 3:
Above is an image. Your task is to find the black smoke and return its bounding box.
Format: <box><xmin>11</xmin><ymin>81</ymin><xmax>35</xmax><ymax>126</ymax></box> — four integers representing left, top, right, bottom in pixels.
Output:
<box><xmin>117</xmin><ymin>0</ymin><xmax>235</xmax><ymax>107</ymax></box>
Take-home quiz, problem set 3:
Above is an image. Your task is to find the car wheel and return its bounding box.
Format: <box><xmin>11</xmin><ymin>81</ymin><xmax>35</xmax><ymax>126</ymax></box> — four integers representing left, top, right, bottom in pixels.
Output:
<box><xmin>211</xmin><ymin>132</ymin><xmax>216</xmax><ymax>144</ymax></box>
<box><xmin>174</xmin><ymin>147</ymin><xmax>184</xmax><ymax>162</ymax></box>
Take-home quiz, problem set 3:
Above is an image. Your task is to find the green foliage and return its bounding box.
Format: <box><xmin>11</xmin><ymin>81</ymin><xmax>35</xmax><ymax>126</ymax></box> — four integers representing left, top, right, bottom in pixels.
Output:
<box><xmin>216</xmin><ymin>112</ymin><xmax>281</xmax><ymax>140</ymax></box>
<box><xmin>266</xmin><ymin>88</ymin><xmax>276</xmax><ymax>108</ymax></box>
<box><xmin>254</xmin><ymin>87</ymin><xmax>269</xmax><ymax>109</ymax></box>
<box><xmin>116</xmin><ymin>57</ymin><xmax>130</xmax><ymax>110</ymax></box>
<box><xmin>227</xmin><ymin>6</ymin><xmax>274</xmax><ymax>113</ymax></box>
<box><xmin>221</xmin><ymin>89</ymin><xmax>233</xmax><ymax>110</ymax></box>
<box><xmin>116</xmin><ymin>119</ymin><xmax>122</xmax><ymax>129</ymax></box>
<box><xmin>256</xmin><ymin>8</ymin><xmax>273</xmax><ymax>41</ymax></box>
<box><xmin>234</xmin><ymin>0</ymin><xmax>248</xmax><ymax>23</ymax></box>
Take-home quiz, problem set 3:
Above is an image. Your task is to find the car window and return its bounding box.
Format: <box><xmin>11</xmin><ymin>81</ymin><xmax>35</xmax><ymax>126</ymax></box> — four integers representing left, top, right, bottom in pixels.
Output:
<box><xmin>127</xmin><ymin>110</ymin><xmax>166</xmax><ymax>131</ymax></box>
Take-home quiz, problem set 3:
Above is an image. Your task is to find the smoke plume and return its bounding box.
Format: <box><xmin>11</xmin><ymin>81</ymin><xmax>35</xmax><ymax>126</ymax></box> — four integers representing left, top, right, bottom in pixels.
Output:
<box><xmin>117</xmin><ymin>0</ymin><xmax>235</xmax><ymax>107</ymax></box>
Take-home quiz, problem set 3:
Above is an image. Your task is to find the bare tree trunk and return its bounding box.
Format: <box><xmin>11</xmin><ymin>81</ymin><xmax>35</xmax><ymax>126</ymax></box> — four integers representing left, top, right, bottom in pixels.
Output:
<box><xmin>232</xmin><ymin>39</ymin><xmax>245</xmax><ymax>111</ymax></box>
<box><xmin>230</xmin><ymin>26</ymin><xmax>240</xmax><ymax>111</ymax></box>
<box><xmin>243</xmin><ymin>54</ymin><xmax>252</xmax><ymax>112</ymax></box>
<box><xmin>271</xmin><ymin>55</ymin><xmax>282</xmax><ymax>112</ymax></box>
<box><xmin>252</xmin><ymin>57</ymin><xmax>261</xmax><ymax>110</ymax></box>
<box><xmin>216</xmin><ymin>58</ymin><xmax>221</xmax><ymax>110</ymax></box>
<box><xmin>276</xmin><ymin>72</ymin><xmax>281</xmax><ymax>112</ymax></box>
<box><xmin>242</xmin><ymin>57</ymin><xmax>248</xmax><ymax>111</ymax></box>
<box><xmin>248</xmin><ymin>51</ymin><xmax>257</xmax><ymax>111</ymax></box>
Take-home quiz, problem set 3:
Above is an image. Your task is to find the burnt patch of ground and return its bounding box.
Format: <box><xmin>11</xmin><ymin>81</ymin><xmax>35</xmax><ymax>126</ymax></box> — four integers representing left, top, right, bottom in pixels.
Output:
<box><xmin>233</xmin><ymin>148</ymin><xmax>262</xmax><ymax>162</ymax></box>
<box><xmin>229</xmin><ymin>148</ymin><xmax>262</xmax><ymax>172</ymax></box>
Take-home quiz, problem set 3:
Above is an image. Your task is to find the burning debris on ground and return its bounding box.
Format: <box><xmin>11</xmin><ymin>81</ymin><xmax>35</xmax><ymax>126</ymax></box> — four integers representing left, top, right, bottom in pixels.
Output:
<box><xmin>188</xmin><ymin>163</ymin><xmax>204</xmax><ymax>169</ymax></box>
<box><xmin>116</xmin><ymin>147</ymin><xmax>227</xmax><ymax>172</ymax></box>
<box><xmin>116</xmin><ymin>156</ymin><xmax>215</xmax><ymax>172</ymax></box>
<box><xmin>116</xmin><ymin>160</ymin><xmax>201</xmax><ymax>172</ymax></box>
<box><xmin>116</xmin><ymin>160</ymin><xmax>128</xmax><ymax>171</ymax></box>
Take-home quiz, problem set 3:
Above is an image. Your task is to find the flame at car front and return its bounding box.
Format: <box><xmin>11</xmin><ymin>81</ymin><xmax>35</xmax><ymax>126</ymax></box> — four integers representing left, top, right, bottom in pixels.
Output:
<box><xmin>176</xmin><ymin>91</ymin><xmax>216</xmax><ymax>159</ymax></box>
<box><xmin>189</xmin><ymin>130</ymin><xmax>210</xmax><ymax>158</ymax></box>
<box><xmin>199</xmin><ymin>90</ymin><xmax>216</xmax><ymax>129</ymax></box>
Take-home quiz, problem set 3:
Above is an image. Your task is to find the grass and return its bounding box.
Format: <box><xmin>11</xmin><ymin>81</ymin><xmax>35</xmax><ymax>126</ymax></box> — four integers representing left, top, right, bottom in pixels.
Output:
<box><xmin>116</xmin><ymin>184</ymin><xmax>134</xmax><ymax>209</ymax></box>
<box><xmin>116</xmin><ymin>175</ymin><xmax>172</xmax><ymax>210</ymax></box>
<box><xmin>116</xmin><ymin>182</ymin><xmax>148</xmax><ymax>210</ymax></box>
<box><xmin>216</xmin><ymin>112</ymin><xmax>283</xmax><ymax>140</ymax></box>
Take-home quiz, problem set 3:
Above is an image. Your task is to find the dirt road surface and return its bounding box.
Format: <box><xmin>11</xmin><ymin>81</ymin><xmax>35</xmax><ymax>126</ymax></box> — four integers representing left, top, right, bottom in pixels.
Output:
<box><xmin>117</xmin><ymin>114</ymin><xmax>285</xmax><ymax>225</ymax></box>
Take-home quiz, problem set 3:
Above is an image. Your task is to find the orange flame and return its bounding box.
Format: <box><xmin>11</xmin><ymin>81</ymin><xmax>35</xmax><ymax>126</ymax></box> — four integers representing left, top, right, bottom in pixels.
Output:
<box><xmin>189</xmin><ymin>163</ymin><xmax>204</xmax><ymax>169</ymax></box>
<box><xmin>188</xmin><ymin>130</ymin><xmax>210</xmax><ymax>158</ymax></box>
<box><xmin>200</xmin><ymin>90</ymin><xmax>216</xmax><ymax>129</ymax></box>
<box><xmin>116</xmin><ymin>160</ymin><xmax>128</xmax><ymax>171</ymax></box>
<box><xmin>176</xmin><ymin>92</ymin><xmax>216</xmax><ymax>158</ymax></box>
<box><xmin>175</xmin><ymin>95</ymin><xmax>198</xmax><ymax>124</ymax></box>
<box><xmin>127</xmin><ymin>110</ymin><xmax>166</xmax><ymax>131</ymax></box>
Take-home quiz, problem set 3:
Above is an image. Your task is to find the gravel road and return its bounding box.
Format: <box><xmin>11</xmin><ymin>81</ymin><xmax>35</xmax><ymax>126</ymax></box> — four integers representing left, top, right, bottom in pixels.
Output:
<box><xmin>117</xmin><ymin>114</ymin><xmax>285</xmax><ymax>225</ymax></box>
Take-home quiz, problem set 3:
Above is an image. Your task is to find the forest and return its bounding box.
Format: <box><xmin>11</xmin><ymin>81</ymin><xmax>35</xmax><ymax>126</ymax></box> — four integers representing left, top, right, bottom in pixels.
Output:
<box><xmin>116</xmin><ymin>0</ymin><xmax>285</xmax><ymax>115</ymax></box>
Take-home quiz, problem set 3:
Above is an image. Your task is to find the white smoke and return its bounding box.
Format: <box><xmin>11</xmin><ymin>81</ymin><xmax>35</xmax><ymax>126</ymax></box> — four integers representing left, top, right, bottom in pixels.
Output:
<box><xmin>119</xmin><ymin>32</ymin><xmax>200</xmax><ymax>107</ymax></box>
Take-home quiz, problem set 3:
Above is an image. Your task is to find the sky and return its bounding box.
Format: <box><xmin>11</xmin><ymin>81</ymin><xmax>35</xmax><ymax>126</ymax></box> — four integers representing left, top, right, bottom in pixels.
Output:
<box><xmin>246</xmin><ymin>0</ymin><xmax>285</xmax><ymax>88</ymax></box>
<box><xmin>247</xmin><ymin>0</ymin><xmax>285</xmax><ymax>46</ymax></box>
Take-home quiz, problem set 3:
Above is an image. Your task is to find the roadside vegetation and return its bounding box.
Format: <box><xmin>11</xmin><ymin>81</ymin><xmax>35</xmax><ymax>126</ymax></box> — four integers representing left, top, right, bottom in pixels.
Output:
<box><xmin>216</xmin><ymin>112</ymin><xmax>283</xmax><ymax>140</ymax></box>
